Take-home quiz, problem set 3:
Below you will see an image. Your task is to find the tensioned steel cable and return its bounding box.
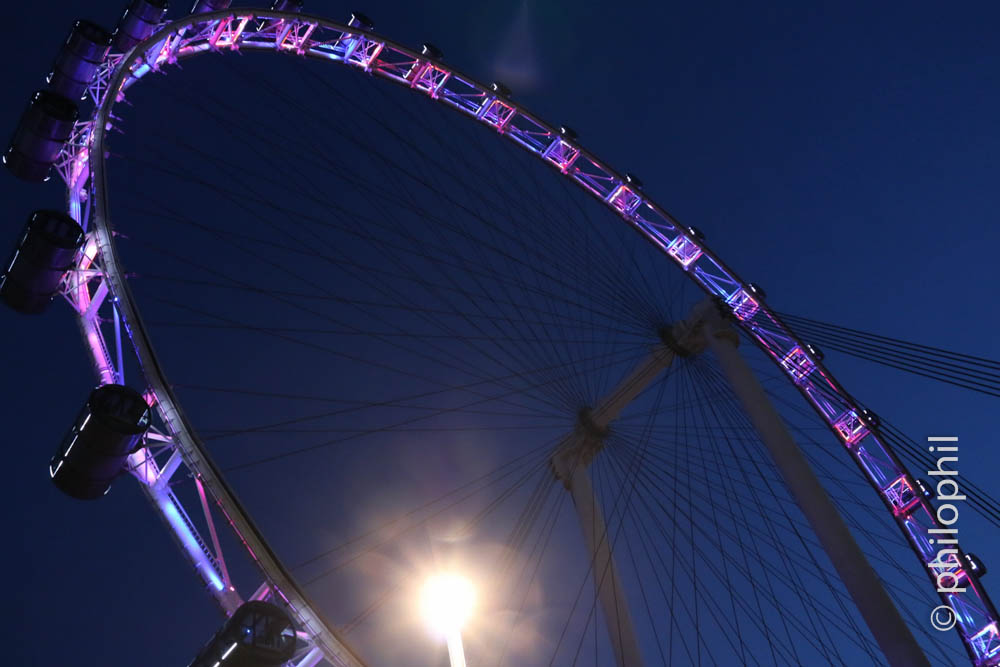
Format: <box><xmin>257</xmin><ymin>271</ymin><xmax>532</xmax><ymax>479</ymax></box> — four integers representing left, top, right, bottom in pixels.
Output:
<box><xmin>777</xmin><ymin>311</ymin><xmax>1000</xmax><ymax>396</ymax></box>
<box><xmin>103</xmin><ymin>44</ymin><xmax>973</xmax><ymax>664</ymax></box>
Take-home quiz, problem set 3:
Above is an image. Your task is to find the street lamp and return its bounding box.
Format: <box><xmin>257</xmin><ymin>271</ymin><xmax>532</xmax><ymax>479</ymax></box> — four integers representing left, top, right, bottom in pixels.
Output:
<box><xmin>420</xmin><ymin>573</ymin><xmax>476</xmax><ymax>667</ymax></box>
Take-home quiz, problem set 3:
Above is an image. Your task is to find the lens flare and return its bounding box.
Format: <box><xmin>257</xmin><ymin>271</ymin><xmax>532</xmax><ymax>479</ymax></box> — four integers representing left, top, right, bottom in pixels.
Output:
<box><xmin>420</xmin><ymin>573</ymin><xmax>476</xmax><ymax>636</ymax></box>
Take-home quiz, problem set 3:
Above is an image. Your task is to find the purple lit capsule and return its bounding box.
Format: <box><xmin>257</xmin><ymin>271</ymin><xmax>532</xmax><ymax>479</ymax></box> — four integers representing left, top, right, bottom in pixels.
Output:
<box><xmin>421</xmin><ymin>42</ymin><xmax>443</xmax><ymax>60</ymax></box>
<box><xmin>47</xmin><ymin>20</ymin><xmax>113</xmax><ymax>101</ymax></box>
<box><xmin>190</xmin><ymin>602</ymin><xmax>296</xmax><ymax>667</ymax></box>
<box><xmin>348</xmin><ymin>11</ymin><xmax>375</xmax><ymax>30</ymax></box>
<box><xmin>0</xmin><ymin>210</ymin><xmax>84</xmax><ymax>314</ymax></box>
<box><xmin>3</xmin><ymin>90</ymin><xmax>79</xmax><ymax>182</ymax></box>
<box><xmin>113</xmin><ymin>0</ymin><xmax>170</xmax><ymax>53</ymax></box>
<box><xmin>50</xmin><ymin>385</ymin><xmax>151</xmax><ymax>500</ymax></box>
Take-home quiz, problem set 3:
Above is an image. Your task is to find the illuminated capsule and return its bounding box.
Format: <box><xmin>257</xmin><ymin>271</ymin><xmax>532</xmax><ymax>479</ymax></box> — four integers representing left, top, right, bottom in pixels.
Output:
<box><xmin>349</xmin><ymin>11</ymin><xmax>375</xmax><ymax>31</ymax></box>
<box><xmin>686</xmin><ymin>225</ymin><xmax>706</xmax><ymax>241</ymax></box>
<box><xmin>50</xmin><ymin>385</ymin><xmax>151</xmax><ymax>500</ymax></box>
<box><xmin>804</xmin><ymin>343</ymin><xmax>824</xmax><ymax>361</ymax></box>
<box><xmin>965</xmin><ymin>553</ymin><xmax>987</xmax><ymax>578</ymax></box>
<box><xmin>113</xmin><ymin>0</ymin><xmax>170</xmax><ymax>53</ymax></box>
<box><xmin>190</xmin><ymin>601</ymin><xmax>297</xmax><ymax>667</ymax></box>
<box><xmin>47</xmin><ymin>20</ymin><xmax>113</xmax><ymax>101</ymax></box>
<box><xmin>0</xmin><ymin>210</ymin><xmax>84</xmax><ymax>314</ymax></box>
<box><xmin>746</xmin><ymin>282</ymin><xmax>767</xmax><ymax>300</ymax></box>
<box><xmin>270</xmin><ymin>0</ymin><xmax>304</xmax><ymax>11</ymax></box>
<box><xmin>421</xmin><ymin>42</ymin><xmax>443</xmax><ymax>60</ymax></box>
<box><xmin>191</xmin><ymin>0</ymin><xmax>232</xmax><ymax>14</ymax></box>
<box><xmin>3</xmin><ymin>90</ymin><xmax>78</xmax><ymax>182</ymax></box>
<box><xmin>858</xmin><ymin>407</ymin><xmax>880</xmax><ymax>428</ymax></box>
<box><xmin>491</xmin><ymin>81</ymin><xmax>512</xmax><ymax>98</ymax></box>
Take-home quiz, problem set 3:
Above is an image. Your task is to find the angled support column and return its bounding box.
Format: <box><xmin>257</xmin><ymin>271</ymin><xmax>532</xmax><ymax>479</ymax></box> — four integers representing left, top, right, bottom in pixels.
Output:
<box><xmin>551</xmin><ymin>322</ymin><xmax>702</xmax><ymax>667</ymax></box>
<box><xmin>699</xmin><ymin>302</ymin><xmax>928</xmax><ymax>667</ymax></box>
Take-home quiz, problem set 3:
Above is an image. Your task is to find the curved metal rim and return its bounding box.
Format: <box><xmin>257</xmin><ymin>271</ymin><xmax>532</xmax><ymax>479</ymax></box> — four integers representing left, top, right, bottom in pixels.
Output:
<box><xmin>73</xmin><ymin>7</ymin><xmax>1000</xmax><ymax>666</ymax></box>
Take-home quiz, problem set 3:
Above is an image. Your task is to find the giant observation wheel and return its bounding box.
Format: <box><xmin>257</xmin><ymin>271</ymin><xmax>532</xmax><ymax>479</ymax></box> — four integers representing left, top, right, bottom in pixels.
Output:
<box><xmin>4</xmin><ymin>1</ymin><xmax>1000</xmax><ymax>665</ymax></box>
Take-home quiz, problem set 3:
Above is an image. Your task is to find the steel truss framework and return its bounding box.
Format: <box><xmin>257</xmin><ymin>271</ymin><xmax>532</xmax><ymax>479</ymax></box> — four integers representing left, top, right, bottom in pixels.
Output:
<box><xmin>51</xmin><ymin>7</ymin><xmax>1000</xmax><ymax>666</ymax></box>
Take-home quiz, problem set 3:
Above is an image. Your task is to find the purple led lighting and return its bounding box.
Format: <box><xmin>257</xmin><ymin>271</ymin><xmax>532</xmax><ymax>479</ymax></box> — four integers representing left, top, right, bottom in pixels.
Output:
<box><xmin>542</xmin><ymin>138</ymin><xmax>580</xmax><ymax>173</ymax></box>
<box><xmin>779</xmin><ymin>346</ymin><xmax>816</xmax><ymax>383</ymax></box>
<box><xmin>882</xmin><ymin>476</ymin><xmax>920</xmax><ymax>516</ymax></box>
<box><xmin>666</xmin><ymin>236</ymin><xmax>702</xmax><ymax>268</ymax></box>
<box><xmin>833</xmin><ymin>410</ymin><xmax>868</xmax><ymax>446</ymax></box>
<box><xmin>607</xmin><ymin>184</ymin><xmax>642</xmax><ymax>216</ymax></box>
<box><xmin>479</xmin><ymin>98</ymin><xmax>516</xmax><ymax>131</ymax></box>
<box><xmin>972</xmin><ymin>623</ymin><xmax>1000</xmax><ymax>662</ymax></box>
<box><xmin>158</xmin><ymin>492</ymin><xmax>226</xmax><ymax>592</ymax></box>
<box><xmin>727</xmin><ymin>289</ymin><xmax>760</xmax><ymax>321</ymax></box>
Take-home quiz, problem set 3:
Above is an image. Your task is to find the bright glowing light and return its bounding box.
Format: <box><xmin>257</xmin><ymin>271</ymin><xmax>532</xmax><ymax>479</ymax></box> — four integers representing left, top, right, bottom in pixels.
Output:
<box><xmin>221</xmin><ymin>642</ymin><xmax>237</xmax><ymax>660</ymax></box>
<box><xmin>420</xmin><ymin>573</ymin><xmax>476</xmax><ymax>636</ymax></box>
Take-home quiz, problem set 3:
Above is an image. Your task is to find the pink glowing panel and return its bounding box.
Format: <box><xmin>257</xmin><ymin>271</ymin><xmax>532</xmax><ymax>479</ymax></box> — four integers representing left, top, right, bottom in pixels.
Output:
<box><xmin>833</xmin><ymin>410</ymin><xmax>869</xmax><ymax>445</ymax></box>
<box><xmin>542</xmin><ymin>138</ymin><xmax>580</xmax><ymax>173</ymax></box>
<box><xmin>608</xmin><ymin>184</ymin><xmax>642</xmax><ymax>215</ymax></box>
<box><xmin>972</xmin><ymin>622</ymin><xmax>1000</xmax><ymax>661</ymax></box>
<box><xmin>727</xmin><ymin>288</ymin><xmax>759</xmax><ymax>321</ymax></box>
<box><xmin>667</xmin><ymin>236</ymin><xmax>702</xmax><ymax>268</ymax></box>
<box><xmin>481</xmin><ymin>99</ymin><xmax>516</xmax><ymax>130</ymax></box>
<box><xmin>882</xmin><ymin>475</ymin><xmax>920</xmax><ymax>516</ymax></box>
<box><xmin>412</xmin><ymin>64</ymin><xmax>450</xmax><ymax>97</ymax></box>
<box><xmin>780</xmin><ymin>346</ymin><xmax>815</xmax><ymax>383</ymax></box>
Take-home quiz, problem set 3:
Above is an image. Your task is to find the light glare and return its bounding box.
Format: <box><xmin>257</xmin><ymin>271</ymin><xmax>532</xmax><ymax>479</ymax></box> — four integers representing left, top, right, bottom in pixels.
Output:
<box><xmin>421</xmin><ymin>573</ymin><xmax>475</xmax><ymax>635</ymax></box>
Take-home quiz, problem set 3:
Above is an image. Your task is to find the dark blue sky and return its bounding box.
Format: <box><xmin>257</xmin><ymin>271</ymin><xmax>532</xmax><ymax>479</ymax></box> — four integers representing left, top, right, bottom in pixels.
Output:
<box><xmin>4</xmin><ymin>1</ymin><xmax>1000</xmax><ymax>665</ymax></box>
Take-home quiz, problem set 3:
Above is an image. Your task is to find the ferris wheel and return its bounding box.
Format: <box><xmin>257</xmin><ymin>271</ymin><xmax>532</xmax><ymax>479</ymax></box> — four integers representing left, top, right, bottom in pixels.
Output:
<box><xmin>4</xmin><ymin>1</ymin><xmax>1000</xmax><ymax>665</ymax></box>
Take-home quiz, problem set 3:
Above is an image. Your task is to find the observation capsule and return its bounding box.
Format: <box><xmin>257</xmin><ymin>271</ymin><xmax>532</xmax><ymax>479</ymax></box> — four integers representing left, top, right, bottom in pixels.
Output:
<box><xmin>47</xmin><ymin>20</ymin><xmax>113</xmax><ymax>101</ymax></box>
<box><xmin>50</xmin><ymin>384</ymin><xmax>151</xmax><ymax>500</ymax></box>
<box><xmin>858</xmin><ymin>407</ymin><xmax>880</xmax><ymax>428</ymax></box>
<box><xmin>270</xmin><ymin>0</ymin><xmax>304</xmax><ymax>12</ymax></box>
<box><xmin>559</xmin><ymin>125</ymin><xmax>578</xmax><ymax>141</ymax></box>
<box><xmin>113</xmin><ymin>0</ymin><xmax>170</xmax><ymax>53</ymax></box>
<box><xmin>421</xmin><ymin>42</ymin><xmax>443</xmax><ymax>60</ymax></box>
<box><xmin>965</xmin><ymin>553</ymin><xmax>987</xmax><ymax>578</ymax></box>
<box><xmin>348</xmin><ymin>12</ymin><xmax>375</xmax><ymax>31</ymax></box>
<box><xmin>686</xmin><ymin>225</ymin><xmax>706</xmax><ymax>241</ymax></box>
<box><xmin>0</xmin><ymin>210</ymin><xmax>84</xmax><ymax>314</ymax></box>
<box><xmin>3</xmin><ymin>90</ymin><xmax>78</xmax><ymax>183</ymax></box>
<box><xmin>191</xmin><ymin>0</ymin><xmax>232</xmax><ymax>15</ymax></box>
<box><xmin>804</xmin><ymin>343</ymin><xmax>824</xmax><ymax>361</ymax></box>
<box><xmin>746</xmin><ymin>282</ymin><xmax>766</xmax><ymax>300</ymax></box>
<box><xmin>491</xmin><ymin>81</ymin><xmax>512</xmax><ymax>98</ymax></box>
<box><xmin>190</xmin><ymin>601</ymin><xmax>297</xmax><ymax>667</ymax></box>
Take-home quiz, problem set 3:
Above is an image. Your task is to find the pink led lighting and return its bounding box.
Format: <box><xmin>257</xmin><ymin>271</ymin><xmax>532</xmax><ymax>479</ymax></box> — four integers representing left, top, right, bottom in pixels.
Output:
<box><xmin>608</xmin><ymin>184</ymin><xmax>642</xmax><ymax>216</ymax></box>
<box><xmin>542</xmin><ymin>138</ymin><xmax>580</xmax><ymax>173</ymax></box>
<box><xmin>780</xmin><ymin>346</ymin><xmax>816</xmax><ymax>383</ymax></box>
<box><xmin>481</xmin><ymin>99</ymin><xmax>516</xmax><ymax>131</ymax></box>
<box><xmin>833</xmin><ymin>410</ymin><xmax>869</xmax><ymax>446</ymax></box>
<box><xmin>882</xmin><ymin>476</ymin><xmax>920</xmax><ymax>516</ymax></box>
<box><xmin>411</xmin><ymin>63</ymin><xmax>450</xmax><ymax>97</ymax></box>
<box><xmin>667</xmin><ymin>236</ymin><xmax>702</xmax><ymax>268</ymax></box>
<box><xmin>971</xmin><ymin>622</ymin><xmax>1000</xmax><ymax>660</ymax></box>
<box><xmin>727</xmin><ymin>289</ymin><xmax>760</xmax><ymax>321</ymax></box>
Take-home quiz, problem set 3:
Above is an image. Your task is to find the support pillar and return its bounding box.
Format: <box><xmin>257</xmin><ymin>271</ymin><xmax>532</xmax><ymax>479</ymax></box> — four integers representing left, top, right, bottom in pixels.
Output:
<box><xmin>700</xmin><ymin>303</ymin><xmax>928</xmax><ymax>667</ymax></box>
<box><xmin>551</xmin><ymin>341</ymin><xmax>690</xmax><ymax>667</ymax></box>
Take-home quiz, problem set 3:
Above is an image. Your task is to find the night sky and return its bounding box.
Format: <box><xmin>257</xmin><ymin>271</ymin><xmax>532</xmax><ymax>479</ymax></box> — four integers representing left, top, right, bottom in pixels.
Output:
<box><xmin>5</xmin><ymin>1</ymin><xmax>1000</xmax><ymax>666</ymax></box>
